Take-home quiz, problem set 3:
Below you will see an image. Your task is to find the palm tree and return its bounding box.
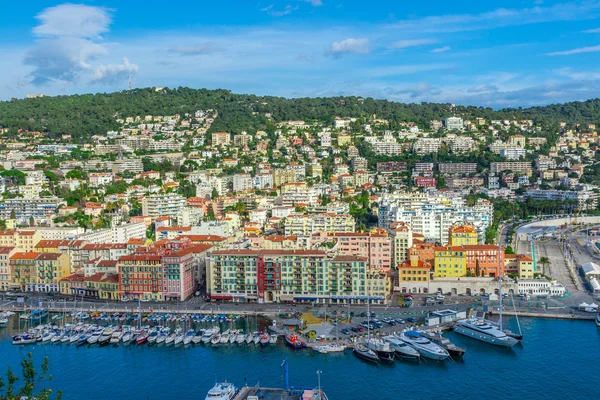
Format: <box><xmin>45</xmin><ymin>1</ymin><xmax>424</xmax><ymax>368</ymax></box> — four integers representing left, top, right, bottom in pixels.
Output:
<box><xmin>538</xmin><ymin>256</ymin><xmax>551</xmax><ymax>274</ymax></box>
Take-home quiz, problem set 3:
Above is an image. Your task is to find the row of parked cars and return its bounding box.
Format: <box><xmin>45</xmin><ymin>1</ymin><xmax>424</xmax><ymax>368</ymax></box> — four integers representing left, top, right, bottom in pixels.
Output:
<box><xmin>339</xmin><ymin>317</ymin><xmax>416</xmax><ymax>335</ymax></box>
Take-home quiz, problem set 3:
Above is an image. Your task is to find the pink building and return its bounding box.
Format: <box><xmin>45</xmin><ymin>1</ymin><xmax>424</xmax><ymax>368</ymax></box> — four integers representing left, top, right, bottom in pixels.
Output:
<box><xmin>311</xmin><ymin>231</ymin><xmax>392</xmax><ymax>272</ymax></box>
<box><xmin>161</xmin><ymin>247</ymin><xmax>198</xmax><ymax>301</ymax></box>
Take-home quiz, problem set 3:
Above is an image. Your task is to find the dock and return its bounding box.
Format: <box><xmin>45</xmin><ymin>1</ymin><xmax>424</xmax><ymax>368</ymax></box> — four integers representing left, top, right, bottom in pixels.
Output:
<box><xmin>234</xmin><ymin>386</ymin><xmax>316</xmax><ymax>400</ymax></box>
<box><xmin>488</xmin><ymin>310</ymin><xmax>595</xmax><ymax>320</ymax></box>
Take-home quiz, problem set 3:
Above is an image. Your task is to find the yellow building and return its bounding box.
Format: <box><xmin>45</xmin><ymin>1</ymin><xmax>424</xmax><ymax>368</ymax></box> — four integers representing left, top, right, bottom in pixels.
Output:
<box><xmin>517</xmin><ymin>255</ymin><xmax>535</xmax><ymax>279</ymax></box>
<box><xmin>85</xmin><ymin>273</ymin><xmax>120</xmax><ymax>300</ymax></box>
<box><xmin>9</xmin><ymin>252</ymin><xmax>39</xmax><ymax>290</ymax></box>
<box><xmin>337</xmin><ymin>133</ymin><xmax>352</xmax><ymax>147</ymax></box>
<box><xmin>0</xmin><ymin>230</ymin><xmax>42</xmax><ymax>251</ymax></box>
<box><xmin>367</xmin><ymin>272</ymin><xmax>391</xmax><ymax>303</ymax></box>
<box><xmin>35</xmin><ymin>252</ymin><xmax>70</xmax><ymax>292</ymax></box>
<box><xmin>449</xmin><ymin>224</ymin><xmax>478</xmax><ymax>246</ymax></box>
<box><xmin>434</xmin><ymin>246</ymin><xmax>466</xmax><ymax>277</ymax></box>
<box><xmin>398</xmin><ymin>259</ymin><xmax>431</xmax><ymax>283</ymax></box>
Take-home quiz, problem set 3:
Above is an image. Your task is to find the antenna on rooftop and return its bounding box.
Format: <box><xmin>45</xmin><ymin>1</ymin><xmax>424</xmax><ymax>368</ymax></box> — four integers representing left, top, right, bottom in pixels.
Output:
<box><xmin>128</xmin><ymin>74</ymin><xmax>133</xmax><ymax>90</ymax></box>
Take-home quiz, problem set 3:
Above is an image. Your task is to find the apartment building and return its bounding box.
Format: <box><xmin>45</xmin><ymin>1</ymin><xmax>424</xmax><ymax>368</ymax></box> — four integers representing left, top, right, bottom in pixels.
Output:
<box><xmin>413</xmin><ymin>138</ymin><xmax>441</xmax><ymax>155</ymax></box>
<box><xmin>206</xmin><ymin>250</ymin><xmax>389</xmax><ymax>304</ymax></box>
<box><xmin>212</xmin><ymin>131</ymin><xmax>231</xmax><ymax>146</ymax></box>
<box><xmin>438</xmin><ymin>163</ymin><xmax>477</xmax><ymax>175</ymax></box>
<box><xmin>142</xmin><ymin>193</ymin><xmax>186</xmax><ymax>220</ymax></box>
<box><xmin>0</xmin><ymin>197</ymin><xmax>62</xmax><ymax>225</ymax></box>
<box><xmin>0</xmin><ymin>247</ymin><xmax>17</xmax><ymax>291</ymax></box>
<box><xmin>444</xmin><ymin>117</ymin><xmax>464</xmax><ymax>130</ymax></box>
<box><xmin>389</xmin><ymin>222</ymin><xmax>413</xmax><ymax>267</ymax></box>
<box><xmin>433</xmin><ymin>246</ymin><xmax>467</xmax><ymax>277</ymax></box>
<box><xmin>490</xmin><ymin>162</ymin><xmax>533</xmax><ymax>176</ymax></box>
<box><xmin>10</xmin><ymin>251</ymin><xmax>70</xmax><ymax>292</ymax></box>
<box><xmin>284</xmin><ymin>213</ymin><xmax>355</xmax><ymax>236</ymax></box>
<box><xmin>377</xmin><ymin>162</ymin><xmax>407</xmax><ymax>173</ymax></box>
<box><xmin>272</xmin><ymin>169</ymin><xmax>296</xmax><ymax>187</ymax></box>
<box><xmin>232</xmin><ymin>174</ymin><xmax>254</xmax><ymax>192</ymax></box>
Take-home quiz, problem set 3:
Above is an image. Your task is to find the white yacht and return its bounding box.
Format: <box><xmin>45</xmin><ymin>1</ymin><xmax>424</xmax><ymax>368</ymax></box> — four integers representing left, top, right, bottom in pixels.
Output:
<box><xmin>454</xmin><ymin>318</ymin><xmax>519</xmax><ymax>347</ymax></box>
<box><xmin>205</xmin><ymin>382</ymin><xmax>237</xmax><ymax>400</ymax></box>
<box><xmin>201</xmin><ymin>330</ymin><xmax>214</xmax><ymax>344</ymax></box>
<box><xmin>382</xmin><ymin>335</ymin><xmax>420</xmax><ymax>359</ymax></box>
<box><xmin>596</xmin><ymin>313</ymin><xmax>600</xmax><ymax>327</ymax></box>
<box><xmin>398</xmin><ymin>331</ymin><xmax>449</xmax><ymax>360</ymax></box>
<box><xmin>364</xmin><ymin>338</ymin><xmax>395</xmax><ymax>361</ymax></box>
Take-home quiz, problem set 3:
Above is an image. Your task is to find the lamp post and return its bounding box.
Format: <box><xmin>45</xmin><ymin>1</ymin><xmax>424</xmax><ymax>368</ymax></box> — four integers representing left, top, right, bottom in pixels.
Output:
<box><xmin>316</xmin><ymin>370</ymin><xmax>322</xmax><ymax>399</ymax></box>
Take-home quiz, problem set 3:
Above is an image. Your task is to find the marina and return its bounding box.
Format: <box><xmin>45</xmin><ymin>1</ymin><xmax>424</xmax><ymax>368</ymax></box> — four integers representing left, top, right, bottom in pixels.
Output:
<box><xmin>0</xmin><ymin>316</ymin><xmax>597</xmax><ymax>400</ymax></box>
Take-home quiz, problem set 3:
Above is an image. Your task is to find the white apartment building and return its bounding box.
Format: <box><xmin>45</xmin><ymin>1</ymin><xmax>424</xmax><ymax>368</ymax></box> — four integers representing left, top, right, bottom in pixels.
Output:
<box><xmin>18</xmin><ymin>184</ymin><xmax>42</xmax><ymax>199</ymax></box>
<box><xmin>89</xmin><ymin>173</ymin><xmax>114</xmax><ymax>187</ymax></box>
<box><xmin>25</xmin><ymin>170</ymin><xmax>46</xmax><ymax>186</ymax></box>
<box><xmin>500</xmin><ymin>147</ymin><xmax>526</xmax><ymax>160</ymax></box>
<box><xmin>444</xmin><ymin>117</ymin><xmax>464</xmax><ymax>130</ymax></box>
<box><xmin>232</xmin><ymin>174</ymin><xmax>254</xmax><ymax>192</ymax></box>
<box><xmin>0</xmin><ymin>197</ymin><xmax>62</xmax><ymax>225</ymax></box>
<box><xmin>283</xmin><ymin>213</ymin><xmax>355</xmax><ymax>236</ymax></box>
<box><xmin>254</xmin><ymin>173</ymin><xmax>273</xmax><ymax>189</ymax></box>
<box><xmin>76</xmin><ymin>222</ymin><xmax>146</xmax><ymax>244</ymax></box>
<box><xmin>21</xmin><ymin>226</ymin><xmax>85</xmax><ymax>240</ymax></box>
<box><xmin>413</xmin><ymin>138</ymin><xmax>442</xmax><ymax>155</ymax></box>
<box><xmin>141</xmin><ymin>193</ymin><xmax>186</xmax><ymax>220</ymax></box>
<box><xmin>517</xmin><ymin>280</ymin><xmax>566</xmax><ymax>297</ymax></box>
<box><xmin>281</xmin><ymin>186</ymin><xmax>318</xmax><ymax>207</ymax></box>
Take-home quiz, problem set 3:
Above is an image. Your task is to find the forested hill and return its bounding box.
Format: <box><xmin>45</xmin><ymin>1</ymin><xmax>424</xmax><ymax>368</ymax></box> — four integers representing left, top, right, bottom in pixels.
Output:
<box><xmin>0</xmin><ymin>87</ymin><xmax>599</xmax><ymax>140</ymax></box>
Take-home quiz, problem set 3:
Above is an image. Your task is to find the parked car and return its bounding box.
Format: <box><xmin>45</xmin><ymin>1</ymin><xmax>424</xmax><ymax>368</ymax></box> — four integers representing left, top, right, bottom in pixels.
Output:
<box><xmin>341</xmin><ymin>328</ymin><xmax>351</xmax><ymax>335</ymax></box>
<box><xmin>435</xmin><ymin>295</ymin><xmax>445</xmax><ymax>300</ymax></box>
<box><xmin>350</xmin><ymin>327</ymin><xmax>359</xmax><ymax>333</ymax></box>
<box><xmin>403</xmin><ymin>294</ymin><xmax>414</xmax><ymax>299</ymax></box>
<box><xmin>395</xmin><ymin>318</ymin><xmax>406</xmax><ymax>324</ymax></box>
<box><xmin>406</xmin><ymin>317</ymin><xmax>415</xmax><ymax>323</ymax></box>
<box><xmin>356</xmin><ymin>326</ymin><xmax>365</xmax><ymax>332</ymax></box>
<box><xmin>382</xmin><ymin>318</ymin><xmax>396</xmax><ymax>326</ymax></box>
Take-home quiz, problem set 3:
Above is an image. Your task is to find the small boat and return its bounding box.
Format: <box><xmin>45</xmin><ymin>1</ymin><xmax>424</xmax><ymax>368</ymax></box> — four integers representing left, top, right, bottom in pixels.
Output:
<box><xmin>284</xmin><ymin>334</ymin><xmax>305</xmax><ymax>349</ymax></box>
<box><xmin>253</xmin><ymin>334</ymin><xmax>261</xmax><ymax>345</ymax></box>
<box><xmin>42</xmin><ymin>332</ymin><xmax>56</xmax><ymax>342</ymax></box>
<box><xmin>12</xmin><ymin>334</ymin><xmax>37</xmax><ymax>345</ymax></box>
<box><xmin>77</xmin><ymin>333</ymin><xmax>90</xmax><ymax>347</ymax></box>
<box><xmin>260</xmin><ymin>333</ymin><xmax>270</xmax><ymax>346</ymax></box>
<box><xmin>204</xmin><ymin>382</ymin><xmax>237</xmax><ymax>400</ymax></box>
<box><xmin>69</xmin><ymin>332</ymin><xmax>80</xmax><ymax>344</ymax></box>
<box><xmin>136</xmin><ymin>331</ymin><xmax>149</xmax><ymax>345</ymax></box>
<box><xmin>245</xmin><ymin>333</ymin><xmax>253</xmax><ymax>344</ymax></box>
<box><xmin>121</xmin><ymin>331</ymin><xmax>133</xmax><ymax>344</ymax></box>
<box><xmin>220</xmin><ymin>334</ymin><xmax>230</xmax><ymax>344</ymax></box>
<box><xmin>183</xmin><ymin>329</ymin><xmax>195</xmax><ymax>345</ymax></box>
<box><xmin>51</xmin><ymin>333</ymin><xmax>63</xmax><ymax>343</ymax></box>
<box><xmin>192</xmin><ymin>331</ymin><xmax>204</xmax><ymax>344</ymax></box>
<box><xmin>382</xmin><ymin>335</ymin><xmax>420</xmax><ymax>360</ymax></box>
<box><xmin>313</xmin><ymin>344</ymin><xmax>345</xmax><ymax>354</ymax></box>
<box><xmin>147</xmin><ymin>329</ymin><xmax>159</xmax><ymax>344</ymax></box>
<box><xmin>353</xmin><ymin>344</ymin><xmax>379</xmax><ymax>363</ymax></box>
<box><xmin>174</xmin><ymin>332</ymin><xmax>185</xmax><ymax>345</ymax></box>
<box><xmin>0</xmin><ymin>317</ymin><xmax>8</xmax><ymax>325</ymax></box>
<box><xmin>110</xmin><ymin>330</ymin><xmax>123</xmax><ymax>344</ymax></box>
<box><xmin>52</xmin><ymin>315</ymin><xmax>63</xmax><ymax>321</ymax></box>
<box><xmin>269</xmin><ymin>334</ymin><xmax>278</xmax><ymax>344</ymax></box>
<box><xmin>165</xmin><ymin>332</ymin><xmax>177</xmax><ymax>345</ymax></box>
<box><xmin>87</xmin><ymin>331</ymin><xmax>101</xmax><ymax>344</ymax></box>
<box><xmin>62</xmin><ymin>331</ymin><xmax>74</xmax><ymax>343</ymax></box>
<box><xmin>235</xmin><ymin>332</ymin><xmax>245</xmax><ymax>344</ymax></box>
<box><xmin>201</xmin><ymin>330</ymin><xmax>213</xmax><ymax>344</ymax></box>
<box><xmin>211</xmin><ymin>334</ymin><xmax>221</xmax><ymax>345</ymax></box>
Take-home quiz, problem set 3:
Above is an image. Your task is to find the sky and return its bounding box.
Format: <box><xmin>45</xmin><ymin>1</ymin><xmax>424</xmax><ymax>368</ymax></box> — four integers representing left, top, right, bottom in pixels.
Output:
<box><xmin>2</xmin><ymin>1</ymin><xmax>600</xmax><ymax>107</ymax></box>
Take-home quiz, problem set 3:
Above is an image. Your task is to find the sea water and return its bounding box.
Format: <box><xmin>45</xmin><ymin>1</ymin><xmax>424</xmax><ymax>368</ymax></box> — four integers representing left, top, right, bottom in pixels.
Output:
<box><xmin>0</xmin><ymin>318</ymin><xmax>599</xmax><ymax>400</ymax></box>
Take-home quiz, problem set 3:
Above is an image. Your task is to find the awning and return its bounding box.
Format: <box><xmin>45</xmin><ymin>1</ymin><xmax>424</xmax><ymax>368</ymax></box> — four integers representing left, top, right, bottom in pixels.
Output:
<box><xmin>280</xmin><ymin>294</ymin><xmax>294</xmax><ymax>301</ymax></box>
<box><xmin>210</xmin><ymin>294</ymin><xmax>233</xmax><ymax>300</ymax></box>
<box><xmin>294</xmin><ymin>297</ymin><xmax>317</xmax><ymax>301</ymax></box>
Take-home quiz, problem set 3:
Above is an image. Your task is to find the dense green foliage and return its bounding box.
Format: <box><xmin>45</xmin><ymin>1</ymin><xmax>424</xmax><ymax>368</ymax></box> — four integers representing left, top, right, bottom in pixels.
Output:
<box><xmin>0</xmin><ymin>352</ymin><xmax>62</xmax><ymax>400</ymax></box>
<box><xmin>2</xmin><ymin>87</ymin><xmax>600</xmax><ymax>140</ymax></box>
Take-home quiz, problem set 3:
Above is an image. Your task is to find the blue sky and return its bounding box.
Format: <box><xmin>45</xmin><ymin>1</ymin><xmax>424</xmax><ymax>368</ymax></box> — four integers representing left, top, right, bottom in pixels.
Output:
<box><xmin>2</xmin><ymin>1</ymin><xmax>600</xmax><ymax>107</ymax></box>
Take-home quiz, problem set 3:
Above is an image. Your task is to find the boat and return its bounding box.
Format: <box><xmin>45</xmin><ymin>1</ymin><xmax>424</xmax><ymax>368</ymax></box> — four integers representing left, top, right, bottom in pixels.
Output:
<box><xmin>193</xmin><ymin>331</ymin><xmax>204</xmax><ymax>344</ymax></box>
<box><xmin>422</xmin><ymin>331</ymin><xmax>466</xmax><ymax>357</ymax></box>
<box><xmin>260</xmin><ymin>333</ymin><xmax>270</xmax><ymax>346</ymax></box>
<box><xmin>77</xmin><ymin>333</ymin><xmax>90</xmax><ymax>346</ymax></box>
<box><xmin>69</xmin><ymin>332</ymin><xmax>81</xmax><ymax>344</ymax></box>
<box><xmin>174</xmin><ymin>332</ymin><xmax>185</xmax><ymax>345</ymax></box>
<box><xmin>12</xmin><ymin>334</ymin><xmax>37</xmax><ymax>345</ymax></box>
<box><xmin>596</xmin><ymin>312</ymin><xmax>600</xmax><ymax>328</ymax></box>
<box><xmin>353</xmin><ymin>344</ymin><xmax>379</xmax><ymax>363</ymax></box>
<box><xmin>51</xmin><ymin>332</ymin><xmax>63</xmax><ymax>343</ymax></box>
<box><xmin>314</xmin><ymin>344</ymin><xmax>345</xmax><ymax>354</ymax></box>
<box><xmin>382</xmin><ymin>335</ymin><xmax>420</xmax><ymax>360</ymax></box>
<box><xmin>284</xmin><ymin>334</ymin><xmax>305</xmax><ymax>349</ymax></box>
<box><xmin>211</xmin><ymin>334</ymin><xmax>221</xmax><ymax>345</ymax></box>
<box><xmin>147</xmin><ymin>329</ymin><xmax>159</xmax><ymax>344</ymax></box>
<box><xmin>204</xmin><ymin>382</ymin><xmax>237</xmax><ymax>400</ymax></box>
<box><xmin>269</xmin><ymin>334</ymin><xmax>278</xmax><ymax>344</ymax></box>
<box><xmin>399</xmin><ymin>331</ymin><xmax>450</xmax><ymax>360</ymax></box>
<box><xmin>228</xmin><ymin>331</ymin><xmax>237</xmax><ymax>344</ymax></box>
<box><xmin>201</xmin><ymin>330</ymin><xmax>214</xmax><ymax>344</ymax></box>
<box><xmin>235</xmin><ymin>332</ymin><xmax>245</xmax><ymax>344</ymax></box>
<box><xmin>252</xmin><ymin>334</ymin><xmax>261</xmax><ymax>345</ymax></box>
<box><xmin>165</xmin><ymin>332</ymin><xmax>177</xmax><ymax>345</ymax></box>
<box><xmin>110</xmin><ymin>330</ymin><xmax>123</xmax><ymax>344</ymax></box>
<box><xmin>364</xmin><ymin>338</ymin><xmax>395</xmax><ymax>362</ymax></box>
<box><xmin>220</xmin><ymin>333</ymin><xmax>230</xmax><ymax>344</ymax></box>
<box><xmin>183</xmin><ymin>329</ymin><xmax>195</xmax><ymax>345</ymax></box>
<box><xmin>245</xmin><ymin>333</ymin><xmax>253</xmax><ymax>344</ymax></box>
<box><xmin>87</xmin><ymin>330</ymin><xmax>101</xmax><ymax>344</ymax></box>
<box><xmin>0</xmin><ymin>317</ymin><xmax>8</xmax><ymax>325</ymax></box>
<box><xmin>42</xmin><ymin>331</ymin><xmax>56</xmax><ymax>342</ymax></box>
<box><xmin>121</xmin><ymin>331</ymin><xmax>133</xmax><ymax>344</ymax></box>
<box><xmin>98</xmin><ymin>327</ymin><xmax>114</xmax><ymax>346</ymax></box>
<box><xmin>62</xmin><ymin>331</ymin><xmax>73</xmax><ymax>343</ymax></box>
<box><xmin>454</xmin><ymin>318</ymin><xmax>519</xmax><ymax>347</ymax></box>
<box><xmin>136</xmin><ymin>330</ymin><xmax>149</xmax><ymax>345</ymax></box>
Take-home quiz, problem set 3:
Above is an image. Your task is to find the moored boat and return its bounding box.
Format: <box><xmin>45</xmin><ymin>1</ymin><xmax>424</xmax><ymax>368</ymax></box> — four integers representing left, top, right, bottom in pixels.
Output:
<box><xmin>454</xmin><ymin>318</ymin><xmax>519</xmax><ymax>347</ymax></box>
<box><xmin>353</xmin><ymin>344</ymin><xmax>379</xmax><ymax>363</ymax></box>
<box><xmin>423</xmin><ymin>331</ymin><xmax>466</xmax><ymax>357</ymax></box>
<box><xmin>284</xmin><ymin>334</ymin><xmax>305</xmax><ymax>349</ymax></box>
<box><xmin>204</xmin><ymin>382</ymin><xmax>237</xmax><ymax>400</ymax></box>
<box><xmin>12</xmin><ymin>334</ymin><xmax>37</xmax><ymax>345</ymax></box>
<box><xmin>399</xmin><ymin>331</ymin><xmax>449</xmax><ymax>360</ymax></box>
<box><xmin>382</xmin><ymin>335</ymin><xmax>420</xmax><ymax>360</ymax></box>
<box><xmin>260</xmin><ymin>333</ymin><xmax>270</xmax><ymax>346</ymax></box>
<box><xmin>364</xmin><ymin>338</ymin><xmax>395</xmax><ymax>362</ymax></box>
<box><xmin>136</xmin><ymin>330</ymin><xmax>149</xmax><ymax>345</ymax></box>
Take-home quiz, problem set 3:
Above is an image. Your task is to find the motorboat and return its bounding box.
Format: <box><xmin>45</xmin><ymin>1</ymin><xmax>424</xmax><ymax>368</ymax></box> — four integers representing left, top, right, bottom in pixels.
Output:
<box><xmin>204</xmin><ymin>382</ymin><xmax>237</xmax><ymax>400</ymax></box>
<box><xmin>174</xmin><ymin>332</ymin><xmax>185</xmax><ymax>345</ymax></box>
<box><xmin>51</xmin><ymin>332</ymin><xmax>63</xmax><ymax>343</ymax></box>
<box><xmin>228</xmin><ymin>331</ymin><xmax>237</xmax><ymax>344</ymax></box>
<box><xmin>77</xmin><ymin>333</ymin><xmax>90</xmax><ymax>347</ymax></box>
<box><xmin>284</xmin><ymin>334</ymin><xmax>305</xmax><ymax>349</ymax></box>
<box><xmin>260</xmin><ymin>333</ymin><xmax>270</xmax><ymax>346</ymax></box>
<box><xmin>87</xmin><ymin>330</ymin><xmax>102</xmax><ymax>344</ymax></box>
<box><xmin>201</xmin><ymin>330</ymin><xmax>213</xmax><ymax>344</ymax></box>
<box><xmin>314</xmin><ymin>344</ymin><xmax>345</xmax><ymax>354</ymax></box>
<box><xmin>110</xmin><ymin>330</ymin><xmax>123</xmax><ymax>344</ymax></box>
<box><xmin>12</xmin><ymin>334</ymin><xmax>37</xmax><ymax>345</ymax></box>
<box><xmin>353</xmin><ymin>344</ymin><xmax>379</xmax><ymax>363</ymax></box>
<box><xmin>382</xmin><ymin>335</ymin><xmax>420</xmax><ymax>360</ymax></box>
<box><xmin>211</xmin><ymin>334</ymin><xmax>221</xmax><ymax>345</ymax></box>
<box><xmin>136</xmin><ymin>330</ymin><xmax>149</xmax><ymax>345</ymax></box>
<box><xmin>252</xmin><ymin>334</ymin><xmax>261</xmax><ymax>345</ymax></box>
<box><xmin>147</xmin><ymin>329</ymin><xmax>159</xmax><ymax>344</ymax></box>
<box><xmin>42</xmin><ymin>331</ymin><xmax>56</xmax><ymax>342</ymax></box>
<box><xmin>269</xmin><ymin>334</ymin><xmax>278</xmax><ymax>344</ymax></box>
<box><xmin>454</xmin><ymin>318</ymin><xmax>519</xmax><ymax>347</ymax></box>
<box><xmin>399</xmin><ymin>331</ymin><xmax>450</xmax><ymax>360</ymax></box>
<box><xmin>245</xmin><ymin>333</ymin><xmax>253</xmax><ymax>344</ymax></box>
<box><xmin>596</xmin><ymin>312</ymin><xmax>600</xmax><ymax>327</ymax></box>
<box><xmin>69</xmin><ymin>332</ymin><xmax>81</xmax><ymax>344</ymax></box>
<box><xmin>484</xmin><ymin>319</ymin><xmax>524</xmax><ymax>341</ymax></box>
<box><xmin>0</xmin><ymin>317</ymin><xmax>8</xmax><ymax>325</ymax></box>
<box><xmin>121</xmin><ymin>331</ymin><xmax>133</xmax><ymax>344</ymax></box>
<box><xmin>99</xmin><ymin>327</ymin><xmax>115</xmax><ymax>345</ymax></box>
<box><xmin>235</xmin><ymin>332</ymin><xmax>245</xmax><ymax>344</ymax></box>
<box><xmin>220</xmin><ymin>333</ymin><xmax>230</xmax><ymax>344</ymax></box>
<box><xmin>423</xmin><ymin>331</ymin><xmax>466</xmax><ymax>357</ymax></box>
<box><xmin>364</xmin><ymin>338</ymin><xmax>395</xmax><ymax>362</ymax></box>
<box><xmin>62</xmin><ymin>331</ymin><xmax>73</xmax><ymax>343</ymax></box>
<box><xmin>165</xmin><ymin>332</ymin><xmax>177</xmax><ymax>345</ymax></box>
<box><xmin>193</xmin><ymin>331</ymin><xmax>204</xmax><ymax>344</ymax></box>
<box><xmin>183</xmin><ymin>329</ymin><xmax>195</xmax><ymax>345</ymax></box>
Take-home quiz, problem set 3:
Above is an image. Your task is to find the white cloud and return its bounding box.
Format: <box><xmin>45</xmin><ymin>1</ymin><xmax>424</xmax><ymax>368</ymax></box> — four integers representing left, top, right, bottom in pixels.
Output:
<box><xmin>389</xmin><ymin>39</ymin><xmax>438</xmax><ymax>49</ymax></box>
<box><xmin>546</xmin><ymin>44</ymin><xmax>600</xmax><ymax>56</ymax></box>
<box><xmin>168</xmin><ymin>43</ymin><xmax>219</xmax><ymax>56</ymax></box>
<box><xmin>261</xmin><ymin>4</ymin><xmax>298</xmax><ymax>16</ymax></box>
<box><xmin>33</xmin><ymin>4</ymin><xmax>112</xmax><ymax>38</ymax></box>
<box><xmin>584</xmin><ymin>27</ymin><xmax>600</xmax><ymax>33</ymax></box>
<box><xmin>388</xmin><ymin>2</ymin><xmax>600</xmax><ymax>33</ymax></box>
<box><xmin>368</xmin><ymin>64</ymin><xmax>451</xmax><ymax>77</ymax></box>
<box><xmin>328</xmin><ymin>38</ymin><xmax>370</xmax><ymax>56</ymax></box>
<box><xmin>431</xmin><ymin>45</ymin><xmax>451</xmax><ymax>53</ymax></box>
<box><xmin>91</xmin><ymin>58</ymin><xmax>139</xmax><ymax>84</ymax></box>
<box><xmin>303</xmin><ymin>0</ymin><xmax>323</xmax><ymax>6</ymax></box>
<box><xmin>24</xmin><ymin>3</ymin><xmax>138</xmax><ymax>86</ymax></box>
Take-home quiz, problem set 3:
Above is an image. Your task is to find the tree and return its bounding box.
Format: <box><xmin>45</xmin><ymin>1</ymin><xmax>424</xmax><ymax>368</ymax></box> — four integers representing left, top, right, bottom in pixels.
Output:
<box><xmin>538</xmin><ymin>256</ymin><xmax>551</xmax><ymax>273</ymax></box>
<box><xmin>0</xmin><ymin>220</ymin><xmax>6</xmax><ymax>230</ymax></box>
<box><xmin>65</xmin><ymin>169</ymin><xmax>87</xmax><ymax>180</ymax></box>
<box><xmin>0</xmin><ymin>352</ymin><xmax>62</xmax><ymax>400</ymax></box>
<box><xmin>211</xmin><ymin>188</ymin><xmax>219</xmax><ymax>200</ymax></box>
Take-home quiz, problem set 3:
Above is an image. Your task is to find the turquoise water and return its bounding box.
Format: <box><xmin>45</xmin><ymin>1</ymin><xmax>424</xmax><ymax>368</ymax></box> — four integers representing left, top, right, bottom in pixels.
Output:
<box><xmin>1</xmin><ymin>317</ymin><xmax>599</xmax><ymax>400</ymax></box>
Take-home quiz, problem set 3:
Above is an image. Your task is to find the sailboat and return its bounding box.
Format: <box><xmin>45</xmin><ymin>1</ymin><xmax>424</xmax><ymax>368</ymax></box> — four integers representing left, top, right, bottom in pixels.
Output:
<box><xmin>354</xmin><ymin>293</ymin><xmax>380</xmax><ymax>363</ymax></box>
